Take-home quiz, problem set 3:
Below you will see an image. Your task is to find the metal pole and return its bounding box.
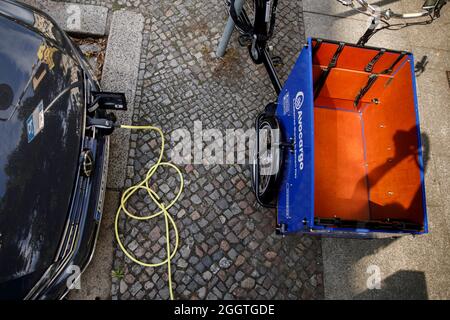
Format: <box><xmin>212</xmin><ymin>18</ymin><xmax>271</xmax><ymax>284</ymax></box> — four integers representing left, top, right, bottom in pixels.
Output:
<box><xmin>216</xmin><ymin>0</ymin><xmax>245</xmax><ymax>57</ymax></box>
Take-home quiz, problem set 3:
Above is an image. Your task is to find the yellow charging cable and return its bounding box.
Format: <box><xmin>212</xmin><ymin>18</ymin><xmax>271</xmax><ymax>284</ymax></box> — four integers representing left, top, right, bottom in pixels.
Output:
<box><xmin>114</xmin><ymin>124</ymin><xmax>183</xmax><ymax>300</ymax></box>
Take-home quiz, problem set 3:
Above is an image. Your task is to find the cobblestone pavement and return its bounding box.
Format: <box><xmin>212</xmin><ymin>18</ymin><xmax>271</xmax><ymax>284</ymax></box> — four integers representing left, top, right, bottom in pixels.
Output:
<box><xmin>61</xmin><ymin>0</ymin><xmax>324</xmax><ymax>300</ymax></box>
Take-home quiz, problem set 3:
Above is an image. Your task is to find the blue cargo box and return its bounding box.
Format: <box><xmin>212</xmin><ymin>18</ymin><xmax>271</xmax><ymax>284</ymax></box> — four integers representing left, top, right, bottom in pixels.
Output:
<box><xmin>275</xmin><ymin>38</ymin><xmax>427</xmax><ymax>237</ymax></box>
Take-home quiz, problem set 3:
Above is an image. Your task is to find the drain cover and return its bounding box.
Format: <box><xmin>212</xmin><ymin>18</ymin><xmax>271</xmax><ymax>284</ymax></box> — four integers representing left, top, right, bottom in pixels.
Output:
<box><xmin>447</xmin><ymin>71</ymin><xmax>450</xmax><ymax>88</ymax></box>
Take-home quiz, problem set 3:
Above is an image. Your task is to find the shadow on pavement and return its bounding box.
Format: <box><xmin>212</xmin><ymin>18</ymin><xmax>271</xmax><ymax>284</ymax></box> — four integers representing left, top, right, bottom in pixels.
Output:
<box><xmin>355</xmin><ymin>270</ymin><xmax>428</xmax><ymax>299</ymax></box>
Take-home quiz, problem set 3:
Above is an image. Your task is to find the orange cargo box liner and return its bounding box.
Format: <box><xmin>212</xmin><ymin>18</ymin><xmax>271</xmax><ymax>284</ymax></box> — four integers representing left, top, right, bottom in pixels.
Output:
<box><xmin>313</xmin><ymin>41</ymin><xmax>425</xmax><ymax>226</ymax></box>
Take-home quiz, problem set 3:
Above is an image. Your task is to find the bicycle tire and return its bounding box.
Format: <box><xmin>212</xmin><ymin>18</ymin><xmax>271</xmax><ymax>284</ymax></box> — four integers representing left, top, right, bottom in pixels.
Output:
<box><xmin>228</xmin><ymin>0</ymin><xmax>277</xmax><ymax>40</ymax></box>
<box><xmin>224</xmin><ymin>0</ymin><xmax>256</xmax><ymax>35</ymax></box>
<box><xmin>251</xmin><ymin>111</ymin><xmax>282</xmax><ymax>205</ymax></box>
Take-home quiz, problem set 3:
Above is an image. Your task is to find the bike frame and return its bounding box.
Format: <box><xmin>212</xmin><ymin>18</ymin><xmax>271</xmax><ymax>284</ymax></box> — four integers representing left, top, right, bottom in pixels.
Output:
<box><xmin>218</xmin><ymin>0</ymin><xmax>282</xmax><ymax>94</ymax></box>
<box><xmin>243</xmin><ymin>0</ymin><xmax>282</xmax><ymax>94</ymax></box>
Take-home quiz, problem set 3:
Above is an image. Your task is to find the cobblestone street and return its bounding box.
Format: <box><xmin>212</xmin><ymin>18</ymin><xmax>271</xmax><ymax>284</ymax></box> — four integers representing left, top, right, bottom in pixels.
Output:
<box><xmin>55</xmin><ymin>0</ymin><xmax>324</xmax><ymax>300</ymax></box>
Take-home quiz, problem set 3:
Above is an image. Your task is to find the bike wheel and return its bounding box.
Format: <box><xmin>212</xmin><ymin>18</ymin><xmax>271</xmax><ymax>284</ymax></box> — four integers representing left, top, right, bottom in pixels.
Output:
<box><xmin>224</xmin><ymin>0</ymin><xmax>257</xmax><ymax>35</ymax></box>
<box><xmin>251</xmin><ymin>113</ymin><xmax>281</xmax><ymax>205</ymax></box>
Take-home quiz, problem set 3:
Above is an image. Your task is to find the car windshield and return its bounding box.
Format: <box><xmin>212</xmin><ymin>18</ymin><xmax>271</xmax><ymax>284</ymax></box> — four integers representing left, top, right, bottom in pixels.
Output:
<box><xmin>0</xmin><ymin>14</ymin><xmax>42</xmax><ymax>119</ymax></box>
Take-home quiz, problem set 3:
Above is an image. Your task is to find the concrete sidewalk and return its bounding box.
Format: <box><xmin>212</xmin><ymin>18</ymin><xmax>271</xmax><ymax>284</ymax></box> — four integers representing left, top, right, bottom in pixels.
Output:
<box><xmin>303</xmin><ymin>0</ymin><xmax>450</xmax><ymax>299</ymax></box>
<box><xmin>20</xmin><ymin>0</ymin><xmax>108</xmax><ymax>36</ymax></box>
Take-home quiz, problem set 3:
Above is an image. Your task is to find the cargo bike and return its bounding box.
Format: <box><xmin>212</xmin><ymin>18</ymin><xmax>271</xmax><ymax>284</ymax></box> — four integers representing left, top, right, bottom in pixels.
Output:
<box><xmin>218</xmin><ymin>0</ymin><xmax>448</xmax><ymax>237</ymax></box>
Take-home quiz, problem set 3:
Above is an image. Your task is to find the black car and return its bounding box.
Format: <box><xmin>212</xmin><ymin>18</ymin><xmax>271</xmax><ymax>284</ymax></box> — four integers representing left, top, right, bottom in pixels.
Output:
<box><xmin>0</xmin><ymin>0</ymin><xmax>123</xmax><ymax>299</ymax></box>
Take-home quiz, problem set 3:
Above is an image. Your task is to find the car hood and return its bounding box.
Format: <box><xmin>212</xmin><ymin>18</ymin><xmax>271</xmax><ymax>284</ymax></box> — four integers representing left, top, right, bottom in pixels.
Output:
<box><xmin>0</xmin><ymin>10</ymin><xmax>84</xmax><ymax>297</ymax></box>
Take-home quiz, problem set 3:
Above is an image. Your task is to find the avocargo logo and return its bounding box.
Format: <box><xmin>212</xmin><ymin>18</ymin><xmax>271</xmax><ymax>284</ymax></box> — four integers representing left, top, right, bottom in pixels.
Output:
<box><xmin>294</xmin><ymin>91</ymin><xmax>304</xmax><ymax>171</ymax></box>
<box><xmin>294</xmin><ymin>91</ymin><xmax>304</xmax><ymax>110</ymax></box>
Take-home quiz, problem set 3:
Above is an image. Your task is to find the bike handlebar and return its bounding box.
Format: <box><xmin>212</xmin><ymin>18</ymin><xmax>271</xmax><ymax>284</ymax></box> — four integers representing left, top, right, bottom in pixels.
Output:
<box><xmin>338</xmin><ymin>0</ymin><xmax>447</xmax><ymax>20</ymax></box>
<box><xmin>386</xmin><ymin>9</ymin><xmax>430</xmax><ymax>20</ymax></box>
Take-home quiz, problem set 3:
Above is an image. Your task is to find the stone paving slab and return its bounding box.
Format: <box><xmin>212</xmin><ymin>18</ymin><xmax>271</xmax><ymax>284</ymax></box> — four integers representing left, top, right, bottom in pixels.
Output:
<box><xmin>19</xmin><ymin>0</ymin><xmax>109</xmax><ymax>36</ymax></box>
<box><xmin>404</xmin><ymin>0</ymin><xmax>450</xmax><ymax>51</ymax></box>
<box><xmin>101</xmin><ymin>9</ymin><xmax>144</xmax><ymax>189</ymax></box>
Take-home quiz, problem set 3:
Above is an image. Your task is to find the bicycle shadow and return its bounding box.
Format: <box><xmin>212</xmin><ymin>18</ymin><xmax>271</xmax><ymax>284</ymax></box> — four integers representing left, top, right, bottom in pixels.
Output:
<box><xmin>351</xmin><ymin>125</ymin><xmax>430</xmax><ymax>226</ymax></box>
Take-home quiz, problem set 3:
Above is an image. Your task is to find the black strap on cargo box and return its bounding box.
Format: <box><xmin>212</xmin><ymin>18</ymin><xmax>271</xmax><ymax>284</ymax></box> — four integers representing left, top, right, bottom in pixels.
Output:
<box><xmin>365</xmin><ymin>49</ymin><xmax>386</xmax><ymax>73</ymax></box>
<box><xmin>354</xmin><ymin>73</ymin><xmax>378</xmax><ymax>106</ymax></box>
<box><xmin>312</xmin><ymin>38</ymin><xmax>323</xmax><ymax>56</ymax></box>
<box><xmin>355</xmin><ymin>51</ymin><xmax>408</xmax><ymax>106</ymax></box>
<box><xmin>314</xmin><ymin>42</ymin><xmax>345</xmax><ymax>99</ymax></box>
<box><xmin>380</xmin><ymin>51</ymin><xmax>407</xmax><ymax>75</ymax></box>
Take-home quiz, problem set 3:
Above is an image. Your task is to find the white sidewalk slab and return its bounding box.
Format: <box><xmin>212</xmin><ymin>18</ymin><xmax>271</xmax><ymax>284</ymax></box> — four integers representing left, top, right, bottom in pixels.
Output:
<box><xmin>101</xmin><ymin>10</ymin><xmax>145</xmax><ymax>189</ymax></box>
<box><xmin>19</xmin><ymin>0</ymin><xmax>109</xmax><ymax>36</ymax></box>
